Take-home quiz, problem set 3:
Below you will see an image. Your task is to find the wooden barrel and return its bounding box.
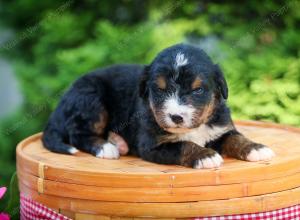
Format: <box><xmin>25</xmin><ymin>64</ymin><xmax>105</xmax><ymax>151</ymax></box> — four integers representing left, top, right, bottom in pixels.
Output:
<box><xmin>17</xmin><ymin>121</ymin><xmax>300</xmax><ymax>219</ymax></box>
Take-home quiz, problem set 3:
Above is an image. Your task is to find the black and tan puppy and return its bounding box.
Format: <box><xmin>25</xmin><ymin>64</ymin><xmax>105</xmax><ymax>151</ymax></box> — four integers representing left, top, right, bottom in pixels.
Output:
<box><xmin>42</xmin><ymin>44</ymin><xmax>275</xmax><ymax>169</ymax></box>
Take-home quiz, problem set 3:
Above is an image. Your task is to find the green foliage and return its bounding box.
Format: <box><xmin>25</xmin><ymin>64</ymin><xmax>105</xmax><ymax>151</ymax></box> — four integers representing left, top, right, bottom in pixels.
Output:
<box><xmin>4</xmin><ymin>173</ymin><xmax>20</xmax><ymax>220</ymax></box>
<box><xmin>0</xmin><ymin>1</ymin><xmax>299</xmax><ymax>208</ymax></box>
<box><xmin>0</xmin><ymin>173</ymin><xmax>20</xmax><ymax>219</ymax></box>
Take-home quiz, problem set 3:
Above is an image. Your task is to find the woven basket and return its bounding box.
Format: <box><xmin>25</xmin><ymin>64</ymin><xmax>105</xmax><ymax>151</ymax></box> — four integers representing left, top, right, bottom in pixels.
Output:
<box><xmin>16</xmin><ymin>121</ymin><xmax>300</xmax><ymax>219</ymax></box>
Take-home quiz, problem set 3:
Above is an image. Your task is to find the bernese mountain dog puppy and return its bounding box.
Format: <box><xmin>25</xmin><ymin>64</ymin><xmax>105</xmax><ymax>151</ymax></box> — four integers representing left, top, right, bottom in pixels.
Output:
<box><xmin>42</xmin><ymin>44</ymin><xmax>275</xmax><ymax>169</ymax></box>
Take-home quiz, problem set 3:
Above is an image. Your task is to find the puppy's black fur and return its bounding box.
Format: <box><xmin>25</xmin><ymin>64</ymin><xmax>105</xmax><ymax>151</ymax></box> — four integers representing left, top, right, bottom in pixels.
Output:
<box><xmin>43</xmin><ymin>44</ymin><xmax>274</xmax><ymax>168</ymax></box>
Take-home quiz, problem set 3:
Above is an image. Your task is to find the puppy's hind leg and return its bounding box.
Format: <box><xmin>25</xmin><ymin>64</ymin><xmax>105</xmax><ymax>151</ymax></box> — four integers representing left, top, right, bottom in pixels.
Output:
<box><xmin>67</xmin><ymin>100</ymin><xmax>121</xmax><ymax>159</ymax></box>
<box><xmin>81</xmin><ymin>131</ymin><xmax>130</xmax><ymax>158</ymax></box>
<box><xmin>93</xmin><ymin>139</ymin><xmax>120</xmax><ymax>159</ymax></box>
<box><xmin>42</xmin><ymin>126</ymin><xmax>79</xmax><ymax>155</ymax></box>
<box><xmin>71</xmin><ymin>135</ymin><xmax>120</xmax><ymax>159</ymax></box>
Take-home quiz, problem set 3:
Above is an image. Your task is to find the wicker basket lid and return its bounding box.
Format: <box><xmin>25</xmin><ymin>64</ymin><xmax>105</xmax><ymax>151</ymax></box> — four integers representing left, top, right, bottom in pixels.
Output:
<box><xmin>17</xmin><ymin>121</ymin><xmax>300</xmax><ymax>217</ymax></box>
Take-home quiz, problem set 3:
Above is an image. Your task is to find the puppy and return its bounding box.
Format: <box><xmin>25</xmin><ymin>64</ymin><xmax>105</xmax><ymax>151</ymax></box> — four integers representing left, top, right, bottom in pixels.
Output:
<box><xmin>42</xmin><ymin>44</ymin><xmax>275</xmax><ymax>169</ymax></box>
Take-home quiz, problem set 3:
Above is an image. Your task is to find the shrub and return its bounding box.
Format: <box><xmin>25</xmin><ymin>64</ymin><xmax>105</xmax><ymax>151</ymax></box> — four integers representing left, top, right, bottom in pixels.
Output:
<box><xmin>0</xmin><ymin>0</ymin><xmax>299</xmax><ymax>196</ymax></box>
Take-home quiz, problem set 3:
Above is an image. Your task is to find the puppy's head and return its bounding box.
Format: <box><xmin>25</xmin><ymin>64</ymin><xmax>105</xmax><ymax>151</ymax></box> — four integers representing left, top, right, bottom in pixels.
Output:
<box><xmin>140</xmin><ymin>44</ymin><xmax>228</xmax><ymax>133</ymax></box>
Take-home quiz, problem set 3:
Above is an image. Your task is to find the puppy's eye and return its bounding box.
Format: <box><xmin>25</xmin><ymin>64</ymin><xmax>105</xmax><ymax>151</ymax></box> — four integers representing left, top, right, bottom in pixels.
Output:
<box><xmin>158</xmin><ymin>87</ymin><xmax>166</xmax><ymax>92</ymax></box>
<box><xmin>192</xmin><ymin>87</ymin><xmax>204</xmax><ymax>95</ymax></box>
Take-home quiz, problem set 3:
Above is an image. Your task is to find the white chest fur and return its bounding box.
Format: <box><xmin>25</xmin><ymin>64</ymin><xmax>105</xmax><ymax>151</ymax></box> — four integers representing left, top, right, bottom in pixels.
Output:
<box><xmin>177</xmin><ymin>124</ymin><xmax>232</xmax><ymax>147</ymax></box>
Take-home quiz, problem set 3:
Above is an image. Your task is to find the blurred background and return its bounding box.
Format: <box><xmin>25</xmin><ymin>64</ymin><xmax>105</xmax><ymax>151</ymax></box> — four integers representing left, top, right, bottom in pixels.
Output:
<box><xmin>0</xmin><ymin>0</ymin><xmax>299</xmax><ymax>210</ymax></box>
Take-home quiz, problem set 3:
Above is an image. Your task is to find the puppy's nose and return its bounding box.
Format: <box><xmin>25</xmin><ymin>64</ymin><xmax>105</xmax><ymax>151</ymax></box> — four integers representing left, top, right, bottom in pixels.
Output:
<box><xmin>170</xmin><ymin>114</ymin><xmax>184</xmax><ymax>124</ymax></box>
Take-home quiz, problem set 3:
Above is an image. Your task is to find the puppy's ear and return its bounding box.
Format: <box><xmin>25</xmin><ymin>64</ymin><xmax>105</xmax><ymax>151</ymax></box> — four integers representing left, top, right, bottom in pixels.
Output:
<box><xmin>214</xmin><ymin>64</ymin><xmax>228</xmax><ymax>100</ymax></box>
<box><xmin>139</xmin><ymin>66</ymin><xmax>150</xmax><ymax>99</ymax></box>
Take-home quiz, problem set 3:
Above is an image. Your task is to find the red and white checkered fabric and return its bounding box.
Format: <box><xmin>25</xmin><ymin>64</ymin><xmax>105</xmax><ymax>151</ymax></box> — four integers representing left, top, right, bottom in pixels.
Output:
<box><xmin>20</xmin><ymin>193</ymin><xmax>300</xmax><ymax>220</ymax></box>
<box><xmin>20</xmin><ymin>193</ymin><xmax>70</xmax><ymax>220</ymax></box>
<box><xmin>194</xmin><ymin>205</ymin><xmax>300</xmax><ymax>220</ymax></box>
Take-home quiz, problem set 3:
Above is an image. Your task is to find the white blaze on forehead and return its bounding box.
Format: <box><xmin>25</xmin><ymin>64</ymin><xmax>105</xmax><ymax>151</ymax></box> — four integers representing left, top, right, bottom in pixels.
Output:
<box><xmin>175</xmin><ymin>52</ymin><xmax>188</xmax><ymax>68</ymax></box>
<box><xmin>163</xmin><ymin>92</ymin><xmax>195</xmax><ymax>127</ymax></box>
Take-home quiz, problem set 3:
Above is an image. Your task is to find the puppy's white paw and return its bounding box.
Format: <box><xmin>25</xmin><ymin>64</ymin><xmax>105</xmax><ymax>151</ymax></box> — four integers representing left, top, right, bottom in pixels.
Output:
<box><xmin>194</xmin><ymin>153</ymin><xmax>224</xmax><ymax>169</ymax></box>
<box><xmin>96</xmin><ymin>142</ymin><xmax>120</xmax><ymax>159</ymax></box>
<box><xmin>68</xmin><ymin>147</ymin><xmax>79</xmax><ymax>154</ymax></box>
<box><xmin>246</xmin><ymin>146</ymin><xmax>275</xmax><ymax>162</ymax></box>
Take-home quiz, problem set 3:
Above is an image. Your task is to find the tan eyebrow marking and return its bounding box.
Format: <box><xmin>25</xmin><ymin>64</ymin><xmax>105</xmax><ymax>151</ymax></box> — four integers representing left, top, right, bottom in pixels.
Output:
<box><xmin>191</xmin><ymin>77</ymin><xmax>202</xmax><ymax>90</ymax></box>
<box><xmin>157</xmin><ymin>76</ymin><xmax>167</xmax><ymax>90</ymax></box>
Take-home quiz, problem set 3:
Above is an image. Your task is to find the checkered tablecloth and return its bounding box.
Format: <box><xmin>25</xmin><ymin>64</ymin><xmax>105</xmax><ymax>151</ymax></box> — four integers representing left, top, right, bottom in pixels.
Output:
<box><xmin>20</xmin><ymin>193</ymin><xmax>70</xmax><ymax>220</ymax></box>
<box><xmin>194</xmin><ymin>205</ymin><xmax>300</xmax><ymax>220</ymax></box>
<box><xmin>20</xmin><ymin>193</ymin><xmax>300</xmax><ymax>220</ymax></box>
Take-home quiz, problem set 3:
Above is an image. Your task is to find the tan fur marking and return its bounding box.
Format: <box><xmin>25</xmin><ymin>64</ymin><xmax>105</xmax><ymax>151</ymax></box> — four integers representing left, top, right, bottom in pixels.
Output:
<box><xmin>150</xmin><ymin>101</ymin><xmax>167</xmax><ymax>129</ymax></box>
<box><xmin>164</xmin><ymin>127</ymin><xmax>192</xmax><ymax>134</ymax></box>
<box><xmin>222</xmin><ymin>134</ymin><xmax>264</xmax><ymax>160</ymax></box>
<box><xmin>191</xmin><ymin>77</ymin><xmax>202</xmax><ymax>90</ymax></box>
<box><xmin>94</xmin><ymin>110</ymin><xmax>108</xmax><ymax>135</ymax></box>
<box><xmin>157</xmin><ymin>134</ymin><xmax>180</xmax><ymax>145</ymax></box>
<box><xmin>156</xmin><ymin>76</ymin><xmax>167</xmax><ymax>90</ymax></box>
<box><xmin>196</xmin><ymin>95</ymin><xmax>216</xmax><ymax>125</ymax></box>
<box><xmin>93</xmin><ymin>138</ymin><xmax>106</xmax><ymax>146</ymax></box>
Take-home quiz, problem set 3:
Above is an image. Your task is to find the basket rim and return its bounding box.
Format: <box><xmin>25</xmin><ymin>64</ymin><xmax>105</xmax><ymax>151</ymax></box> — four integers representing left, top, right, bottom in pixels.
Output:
<box><xmin>16</xmin><ymin>120</ymin><xmax>300</xmax><ymax>188</ymax></box>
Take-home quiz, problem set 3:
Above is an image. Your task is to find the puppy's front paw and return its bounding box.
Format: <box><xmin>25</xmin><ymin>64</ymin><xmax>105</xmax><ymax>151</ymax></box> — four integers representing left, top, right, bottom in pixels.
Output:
<box><xmin>246</xmin><ymin>144</ymin><xmax>275</xmax><ymax>162</ymax></box>
<box><xmin>96</xmin><ymin>142</ymin><xmax>120</xmax><ymax>159</ymax></box>
<box><xmin>193</xmin><ymin>153</ymin><xmax>224</xmax><ymax>169</ymax></box>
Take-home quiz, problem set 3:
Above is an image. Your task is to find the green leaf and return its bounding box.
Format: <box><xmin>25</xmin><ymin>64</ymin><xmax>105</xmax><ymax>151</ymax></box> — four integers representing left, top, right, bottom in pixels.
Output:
<box><xmin>4</xmin><ymin>172</ymin><xmax>20</xmax><ymax>220</ymax></box>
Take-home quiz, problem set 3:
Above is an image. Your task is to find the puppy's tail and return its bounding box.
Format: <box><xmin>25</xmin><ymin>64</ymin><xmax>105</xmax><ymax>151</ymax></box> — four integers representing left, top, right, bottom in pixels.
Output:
<box><xmin>42</xmin><ymin>127</ymin><xmax>78</xmax><ymax>155</ymax></box>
